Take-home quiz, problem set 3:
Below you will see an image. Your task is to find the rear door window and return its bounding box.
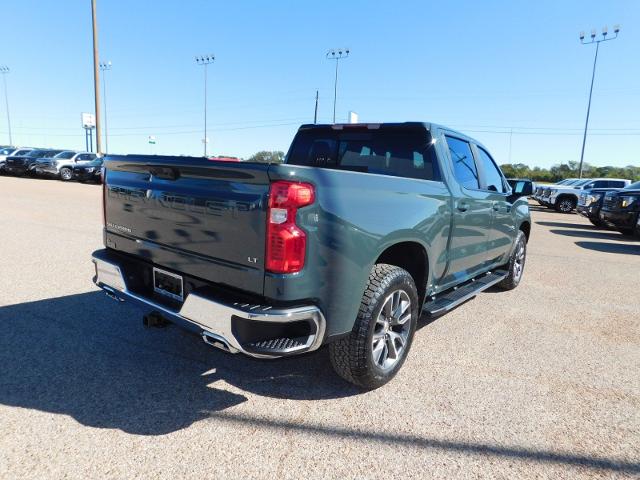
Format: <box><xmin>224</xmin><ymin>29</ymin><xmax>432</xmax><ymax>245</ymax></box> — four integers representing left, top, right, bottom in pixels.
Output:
<box><xmin>608</xmin><ymin>180</ymin><xmax>626</xmax><ymax>188</ymax></box>
<box><xmin>476</xmin><ymin>147</ymin><xmax>505</xmax><ymax>193</ymax></box>
<box><xmin>287</xmin><ymin>128</ymin><xmax>440</xmax><ymax>181</ymax></box>
<box><xmin>445</xmin><ymin>136</ymin><xmax>479</xmax><ymax>189</ymax></box>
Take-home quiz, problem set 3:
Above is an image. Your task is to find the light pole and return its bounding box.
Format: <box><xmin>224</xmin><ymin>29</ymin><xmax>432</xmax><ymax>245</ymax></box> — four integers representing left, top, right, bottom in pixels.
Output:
<box><xmin>195</xmin><ymin>54</ymin><xmax>215</xmax><ymax>156</ymax></box>
<box><xmin>99</xmin><ymin>60</ymin><xmax>111</xmax><ymax>153</ymax></box>
<box><xmin>90</xmin><ymin>0</ymin><xmax>102</xmax><ymax>154</ymax></box>
<box><xmin>0</xmin><ymin>66</ymin><xmax>12</xmax><ymax>145</ymax></box>
<box><xmin>577</xmin><ymin>25</ymin><xmax>620</xmax><ymax>178</ymax></box>
<box><xmin>326</xmin><ymin>48</ymin><xmax>350</xmax><ymax>123</ymax></box>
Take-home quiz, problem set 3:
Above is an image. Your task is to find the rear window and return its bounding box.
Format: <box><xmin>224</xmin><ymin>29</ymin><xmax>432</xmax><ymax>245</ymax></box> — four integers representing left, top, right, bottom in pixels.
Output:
<box><xmin>286</xmin><ymin>128</ymin><xmax>440</xmax><ymax>181</ymax></box>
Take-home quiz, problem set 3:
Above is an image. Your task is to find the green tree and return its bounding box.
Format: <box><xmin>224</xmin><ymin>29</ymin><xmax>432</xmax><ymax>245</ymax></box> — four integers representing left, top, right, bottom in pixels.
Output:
<box><xmin>248</xmin><ymin>150</ymin><xmax>285</xmax><ymax>163</ymax></box>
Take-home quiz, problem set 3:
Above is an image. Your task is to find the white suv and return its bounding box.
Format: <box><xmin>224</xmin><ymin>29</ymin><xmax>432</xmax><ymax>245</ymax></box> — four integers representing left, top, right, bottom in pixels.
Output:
<box><xmin>547</xmin><ymin>178</ymin><xmax>631</xmax><ymax>213</ymax></box>
<box><xmin>35</xmin><ymin>151</ymin><xmax>99</xmax><ymax>180</ymax></box>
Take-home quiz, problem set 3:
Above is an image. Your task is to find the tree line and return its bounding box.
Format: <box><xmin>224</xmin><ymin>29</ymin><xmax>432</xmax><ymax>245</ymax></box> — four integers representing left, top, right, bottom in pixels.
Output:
<box><xmin>245</xmin><ymin>152</ymin><xmax>639</xmax><ymax>182</ymax></box>
<box><xmin>499</xmin><ymin>161</ymin><xmax>640</xmax><ymax>182</ymax></box>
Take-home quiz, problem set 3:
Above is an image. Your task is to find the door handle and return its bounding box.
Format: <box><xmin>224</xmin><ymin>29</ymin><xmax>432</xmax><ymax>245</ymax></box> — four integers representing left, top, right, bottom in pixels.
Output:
<box><xmin>456</xmin><ymin>201</ymin><xmax>469</xmax><ymax>212</ymax></box>
<box><xmin>492</xmin><ymin>202</ymin><xmax>500</xmax><ymax>211</ymax></box>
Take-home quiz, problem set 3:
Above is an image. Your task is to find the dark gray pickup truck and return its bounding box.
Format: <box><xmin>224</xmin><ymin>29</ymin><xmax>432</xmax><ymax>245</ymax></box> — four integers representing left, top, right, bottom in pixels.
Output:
<box><xmin>92</xmin><ymin>122</ymin><xmax>531</xmax><ymax>388</ymax></box>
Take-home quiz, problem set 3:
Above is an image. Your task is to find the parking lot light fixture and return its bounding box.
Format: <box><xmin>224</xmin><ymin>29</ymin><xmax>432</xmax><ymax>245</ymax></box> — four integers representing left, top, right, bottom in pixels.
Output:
<box><xmin>99</xmin><ymin>61</ymin><xmax>112</xmax><ymax>154</ymax></box>
<box><xmin>195</xmin><ymin>54</ymin><xmax>215</xmax><ymax>156</ymax></box>
<box><xmin>326</xmin><ymin>48</ymin><xmax>350</xmax><ymax>123</ymax></box>
<box><xmin>0</xmin><ymin>65</ymin><xmax>12</xmax><ymax>145</ymax></box>
<box><xmin>578</xmin><ymin>25</ymin><xmax>620</xmax><ymax>179</ymax></box>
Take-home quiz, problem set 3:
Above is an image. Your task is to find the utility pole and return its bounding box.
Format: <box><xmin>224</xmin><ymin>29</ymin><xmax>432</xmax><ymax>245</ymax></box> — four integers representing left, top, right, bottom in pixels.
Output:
<box><xmin>195</xmin><ymin>54</ymin><xmax>214</xmax><ymax>156</ymax></box>
<box><xmin>577</xmin><ymin>25</ymin><xmax>620</xmax><ymax>178</ymax></box>
<box><xmin>0</xmin><ymin>66</ymin><xmax>12</xmax><ymax>145</ymax></box>
<box><xmin>99</xmin><ymin>60</ymin><xmax>112</xmax><ymax>153</ymax></box>
<box><xmin>91</xmin><ymin>0</ymin><xmax>102</xmax><ymax>154</ymax></box>
<box><xmin>326</xmin><ymin>48</ymin><xmax>350</xmax><ymax>123</ymax></box>
<box><xmin>314</xmin><ymin>89</ymin><xmax>319</xmax><ymax>124</ymax></box>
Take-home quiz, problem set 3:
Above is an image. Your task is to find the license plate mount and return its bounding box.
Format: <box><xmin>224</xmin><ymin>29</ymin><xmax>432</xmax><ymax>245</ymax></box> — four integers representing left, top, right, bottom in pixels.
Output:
<box><xmin>153</xmin><ymin>267</ymin><xmax>184</xmax><ymax>302</ymax></box>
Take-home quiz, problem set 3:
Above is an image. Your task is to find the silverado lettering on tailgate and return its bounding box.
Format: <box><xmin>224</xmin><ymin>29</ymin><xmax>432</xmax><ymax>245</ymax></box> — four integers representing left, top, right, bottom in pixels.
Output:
<box><xmin>107</xmin><ymin>186</ymin><xmax>257</xmax><ymax>219</ymax></box>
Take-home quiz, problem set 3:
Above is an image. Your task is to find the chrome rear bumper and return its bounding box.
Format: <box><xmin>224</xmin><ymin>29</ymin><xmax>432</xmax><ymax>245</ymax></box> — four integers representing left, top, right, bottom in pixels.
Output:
<box><xmin>92</xmin><ymin>249</ymin><xmax>326</xmax><ymax>359</ymax></box>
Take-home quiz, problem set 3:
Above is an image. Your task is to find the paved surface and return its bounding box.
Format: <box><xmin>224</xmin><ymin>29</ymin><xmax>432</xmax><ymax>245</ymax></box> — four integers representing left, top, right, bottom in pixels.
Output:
<box><xmin>0</xmin><ymin>175</ymin><xmax>638</xmax><ymax>479</ymax></box>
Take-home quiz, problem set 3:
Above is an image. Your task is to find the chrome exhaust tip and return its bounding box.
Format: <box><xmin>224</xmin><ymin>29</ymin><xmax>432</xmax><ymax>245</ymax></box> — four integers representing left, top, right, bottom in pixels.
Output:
<box><xmin>202</xmin><ymin>331</ymin><xmax>237</xmax><ymax>354</ymax></box>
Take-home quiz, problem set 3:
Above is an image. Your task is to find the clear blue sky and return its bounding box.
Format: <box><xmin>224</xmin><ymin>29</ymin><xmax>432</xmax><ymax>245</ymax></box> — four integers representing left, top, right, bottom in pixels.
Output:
<box><xmin>1</xmin><ymin>0</ymin><xmax>639</xmax><ymax>168</ymax></box>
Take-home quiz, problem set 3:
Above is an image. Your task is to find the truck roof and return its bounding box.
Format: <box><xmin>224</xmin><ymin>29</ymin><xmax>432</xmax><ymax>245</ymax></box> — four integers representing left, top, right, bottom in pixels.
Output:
<box><xmin>297</xmin><ymin>122</ymin><xmax>486</xmax><ymax>149</ymax></box>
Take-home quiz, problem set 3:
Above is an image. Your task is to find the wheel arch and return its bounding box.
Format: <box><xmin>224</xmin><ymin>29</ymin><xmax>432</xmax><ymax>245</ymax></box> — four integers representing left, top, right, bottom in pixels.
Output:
<box><xmin>375</xmin><ymin>241</ymin><xmax>429</xmax><ymax>307</ymax></box>
<box><xmin>519</xmin><ymin>220</ymin><xmax>531</xmax><ymax>242</ymax></box>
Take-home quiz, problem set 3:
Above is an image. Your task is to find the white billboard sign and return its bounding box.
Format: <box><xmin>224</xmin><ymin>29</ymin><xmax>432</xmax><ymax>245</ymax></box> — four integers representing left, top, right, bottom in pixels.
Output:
<box><xmin>81</xmin><ymin>112</ymin><xmax>96</xmax><ymax>129</ymax></box>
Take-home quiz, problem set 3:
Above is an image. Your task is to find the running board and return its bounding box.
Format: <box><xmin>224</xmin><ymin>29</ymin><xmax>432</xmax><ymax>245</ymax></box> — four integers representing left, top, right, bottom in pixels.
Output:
<box><xmin>423</xmin><ymin>270</ymin><xmax>508</xmax><ymax>316</ymax></box>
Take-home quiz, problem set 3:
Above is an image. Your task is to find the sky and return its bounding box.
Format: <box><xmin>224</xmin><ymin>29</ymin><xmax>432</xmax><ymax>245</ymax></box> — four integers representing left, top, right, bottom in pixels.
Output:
<box><xmin>1</xmin><ymin>0</ymin><xmax>639</xmax><ymax>168</ymax></box>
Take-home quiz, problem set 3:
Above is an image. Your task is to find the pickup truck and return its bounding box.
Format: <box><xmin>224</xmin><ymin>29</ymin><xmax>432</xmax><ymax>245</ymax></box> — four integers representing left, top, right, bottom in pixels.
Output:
<box><xmin>542</xmin><ymin>178</ymin><xmax>631</xmax><ymax>213</ymax></box>
<box><xmin>599</xmin><ymin>181</ymin><xmax>640</xmax><ymax>236</ymax></box>
<box><xmin>92</xmin><ymin>122</ymin><xmax>531</xmax><ymax>389</ymax></box>
<box><xmin>533</xmin><ymin>179</ymin><xmax>580</xmax><ymax>205</ymax></box>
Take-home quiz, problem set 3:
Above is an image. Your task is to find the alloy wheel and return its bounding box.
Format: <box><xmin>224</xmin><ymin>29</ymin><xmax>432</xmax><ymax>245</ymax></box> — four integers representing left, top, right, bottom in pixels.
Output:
<box><xmin>371</xmin><ymin>289</ymin><xmax>412</xmax><ymax>370</ymax></box>
<box><xmin>513</xmin><ymin>240</ymin><xmax>526</xmax><ymax>282</ymax></box>
<box><xmin>559</xmin><ymin>200</ymin><xmax>573</xmax><ymax>213</ymax></box>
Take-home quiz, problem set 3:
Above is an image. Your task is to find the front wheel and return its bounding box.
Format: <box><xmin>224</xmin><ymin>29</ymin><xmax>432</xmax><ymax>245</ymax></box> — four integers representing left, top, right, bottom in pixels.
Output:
<box><xmin>555</xmin><ymin>197</ymin><xmax>576</xmax><ymax>213</ymax></box>
<box><xmin>617</xmin><ymin>227</ymin><xmax>634</xmax><ymax>236</ymax></box>
<box><xmin>59</xmin><ymin>167</ymin><xmax>73</xmax><ymax>181</ymax></box>
<box><xmin>589</xmin><ymin>218</ymin><xmax>603</xmax><ymax>228</ymax></box>
<box><xmin>497</xmin><ymin>230</ymin><xmax>527</xmax><ymax>290</ymax></box>
<box><xmin>329</xmin><ymin>264</ymin><xmax>419</xmax><ymax>389</ymax></box>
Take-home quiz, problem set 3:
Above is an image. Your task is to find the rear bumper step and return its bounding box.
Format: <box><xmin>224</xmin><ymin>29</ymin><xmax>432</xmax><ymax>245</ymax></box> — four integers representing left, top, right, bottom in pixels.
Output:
<box><xmin>423</xmin><ymin>270</ymin><xmax>508</xmax><ymax>316</ymax></box>
<box><xmin>92</xmin><ymin>249</ymin><xmax>326</xmax><ymax>359</ymax></box>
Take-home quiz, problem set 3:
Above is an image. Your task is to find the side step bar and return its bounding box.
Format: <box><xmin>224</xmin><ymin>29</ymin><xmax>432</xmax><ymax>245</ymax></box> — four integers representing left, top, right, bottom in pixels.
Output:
<box><xmin>423</xmin><ymin>270</ymin><xmax>508</xmax><ymax>316</ymax></box>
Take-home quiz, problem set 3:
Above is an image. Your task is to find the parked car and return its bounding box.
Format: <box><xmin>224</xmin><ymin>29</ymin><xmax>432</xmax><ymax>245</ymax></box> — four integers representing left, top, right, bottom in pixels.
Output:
<box><xmin>577</xmin><ymin>185</ymin><xmax>630</xmax><ymax>227</ymax></box>
<box><xmin>543</xmin><ymin>178</ymin><xmax>631</xmax><ymax>213</ymax></box>
<box><xmin>533</xmin><ymin>179</ymin><xmax>580</xmax><ymax>204</ymax></box>
<box><xmin>26</xmin><ymin>150</ymin><xmax>64</xmax><ymax>175</ymax></box>
<box><xmin>92</xmin><ymin>122</ymin><xmax>531</xmax><ymax>389</ymax></box>
<box><xmin>3</xmin><ymin>149</ymin><xmax>61</xmax><ymax>176</ymax></box>
<box><xmin>0</xmin><ymin>147</ymin><xmax>33</xmax><ymax>173</ymax></box>
<box><xmin>36</xmin><ymin>151</ymin><xmax>97</xmax><ymax>180</ymax></box>
<box><xmin>507</xmin><ymin>178</ymin><xmax>535</xmax><ymax>199</ymax></box>
<box><xmin>72</xmin><ymin>158</ymin><xmax>103</xmax><ymax>182</ymax></box>
<box><xmin>599</xmin><ymin>181</ymin><xmax>640</xmax><ymax>236</ymax></box>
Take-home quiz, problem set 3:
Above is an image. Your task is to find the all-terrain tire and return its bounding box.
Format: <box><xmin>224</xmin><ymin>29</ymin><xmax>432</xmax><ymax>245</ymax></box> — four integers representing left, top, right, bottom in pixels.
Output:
<box><xmin>329</xmin><ymin>264</ymin><xmax>419</xmax><ymax>390</ymax></box>
<box><xmin>497</xmin><ymin>230</ymin><xmax>527</xmax><ymax>291</ymax></box>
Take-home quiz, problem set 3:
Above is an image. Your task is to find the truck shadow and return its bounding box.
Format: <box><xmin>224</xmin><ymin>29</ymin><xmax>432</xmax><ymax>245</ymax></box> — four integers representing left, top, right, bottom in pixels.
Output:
<box><xmin>535</xmin><ymin>220</ymin><xmax>599</xmax><ymax>231</ymax></box>
<box><xmin>574</xmin><ymin>241</ymin><xmax>640</xmax><ymax>255</ymax></box>
<box><xmin>0</xmin><ymin>291</ymin><xmax>358</xmax><ymax>436</ymax></box>
<box><xmin>549</xmin><ymin>228</ymin><xmax>635</xmax><ymax>242</ymax></box>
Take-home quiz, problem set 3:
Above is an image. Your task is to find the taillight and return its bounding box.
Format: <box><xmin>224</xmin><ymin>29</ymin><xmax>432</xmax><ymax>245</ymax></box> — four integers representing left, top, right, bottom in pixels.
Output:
<box><xmin>266</xmin><ymin>180</ymin><xmax>315</xmax><ymax>274</ymax></box>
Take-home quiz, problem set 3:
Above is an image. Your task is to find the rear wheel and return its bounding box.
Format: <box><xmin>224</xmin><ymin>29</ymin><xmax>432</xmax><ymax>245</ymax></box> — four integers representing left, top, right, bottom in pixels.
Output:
<box><xmin>329</xmin><ymin>264</ymin><xmax>418</xmax><ymax>389</ymax></box>
<box><xmin>59</xmin><ymin>167</ymin><xmax>73</xmax><ymax>181</ymax></box>
<box><xmin>555</xmin><ymin>197</ymin><xmax>576</xmax><ymax>213</ymax></box>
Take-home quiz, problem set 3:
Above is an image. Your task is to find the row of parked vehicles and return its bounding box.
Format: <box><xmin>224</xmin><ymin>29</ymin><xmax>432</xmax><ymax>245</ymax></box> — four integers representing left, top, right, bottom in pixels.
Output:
<box><xmin>0</xmin><ymin>146</ymin><xmax>103</xmax><ymax>182</ymax></box>
<box><xmin>533</xmin><ymin>177</ymin><xmax>640</xmax><ymax>237</ymax></box>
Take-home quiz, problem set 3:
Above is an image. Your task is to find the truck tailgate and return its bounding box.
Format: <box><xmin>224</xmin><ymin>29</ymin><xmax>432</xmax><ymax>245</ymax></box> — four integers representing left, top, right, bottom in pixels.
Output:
<box><xmin>103</xmin><ymin>156</ymin><xmax>269</xmax><ymax>295</ymax></box>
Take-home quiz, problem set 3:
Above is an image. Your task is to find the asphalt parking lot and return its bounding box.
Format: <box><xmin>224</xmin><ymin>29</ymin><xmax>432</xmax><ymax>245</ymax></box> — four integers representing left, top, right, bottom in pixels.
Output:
<box><xmin>0</xmin><ymin>176</ymin><xmax>638</xmax><ymax>479</ymax></box>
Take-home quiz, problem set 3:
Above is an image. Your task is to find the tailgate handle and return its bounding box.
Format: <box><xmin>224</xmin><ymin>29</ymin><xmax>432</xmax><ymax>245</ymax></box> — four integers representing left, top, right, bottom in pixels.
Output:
<box><xmin>149</xmin><ymin>166</ymin><xmax>180</xmax><ymax>180</ymax></box>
